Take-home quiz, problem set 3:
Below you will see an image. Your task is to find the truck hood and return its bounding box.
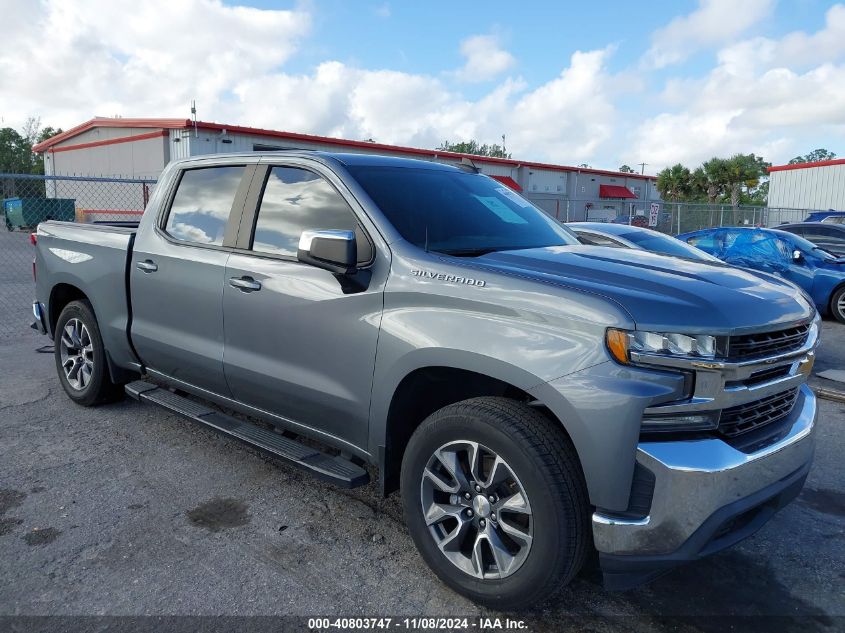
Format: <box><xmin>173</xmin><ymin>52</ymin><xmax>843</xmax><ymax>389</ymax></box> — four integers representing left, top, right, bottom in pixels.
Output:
<box><xmin>477</xmin><ymin>245</ymin><xmax>813</xmax><ymax>332</ymax></box>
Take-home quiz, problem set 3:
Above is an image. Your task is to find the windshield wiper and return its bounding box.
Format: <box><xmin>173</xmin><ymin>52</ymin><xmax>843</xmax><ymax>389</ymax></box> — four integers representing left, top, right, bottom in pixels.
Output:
<box><xmin>436</xmin><ymin>247</ymin><xmax>506</xmax><ymax>257</ymax></box>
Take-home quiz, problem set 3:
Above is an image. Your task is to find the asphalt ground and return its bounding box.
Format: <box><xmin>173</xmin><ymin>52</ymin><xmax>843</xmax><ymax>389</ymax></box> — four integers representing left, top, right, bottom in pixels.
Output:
<box><xmin>0</xmin><ymin>230</ymin><xmax>843</xmax><ymax>631</ymax></box>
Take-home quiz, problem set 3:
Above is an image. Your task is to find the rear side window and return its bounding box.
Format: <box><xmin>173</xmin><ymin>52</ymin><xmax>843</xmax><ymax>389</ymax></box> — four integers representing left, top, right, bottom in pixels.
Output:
<box><xmin>252</xmin><ymin>166</ymin><xmax>372</xmax><ymax>263</ymax></box>
<box><xmin>803</xmin><ymin>226</ymin><xmax>836</xmax><ymax>242</ymax></box>
<box><xmin>164</xmin><ymin>166</ymin><xmax>245</xmax><ymax>245</ymax></box>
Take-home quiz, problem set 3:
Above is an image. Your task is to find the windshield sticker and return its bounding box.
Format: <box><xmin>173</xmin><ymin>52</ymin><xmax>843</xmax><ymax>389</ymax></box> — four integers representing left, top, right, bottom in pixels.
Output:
<box><xmin>474</xmin><ymin>195</ymin><xmax>528</xmax><ymax>224</ymax></box>
<box><xmin>495</xmin><ymin>186</ymin><xmax>532</xmax><ymax>208</ymax></box>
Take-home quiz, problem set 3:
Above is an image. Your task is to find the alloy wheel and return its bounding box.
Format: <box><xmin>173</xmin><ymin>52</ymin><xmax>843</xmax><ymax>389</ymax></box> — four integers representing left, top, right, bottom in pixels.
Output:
<box><xmin>419</xmin><ymin>440</ymin><xmax>533</xmax><ymax>579</ymax></box>
<box><xmin>60</xmin><ymin>318</ymin><xmax>94</xmax><ymax>391</ymax></box>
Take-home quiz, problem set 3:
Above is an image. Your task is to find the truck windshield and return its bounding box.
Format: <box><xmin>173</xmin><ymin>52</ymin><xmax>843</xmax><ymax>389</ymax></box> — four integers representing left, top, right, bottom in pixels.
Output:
<box><xmin>347</xmin><ymin>166</ymin><xmax>578</xmax><ymax>255</ymax></box>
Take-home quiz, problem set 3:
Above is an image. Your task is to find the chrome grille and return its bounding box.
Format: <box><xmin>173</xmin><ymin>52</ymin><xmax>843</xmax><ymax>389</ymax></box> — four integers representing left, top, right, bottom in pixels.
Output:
<box><xmin>718</xmin><ymin>388</ymin><xmax>800</xmax><ymax>438</ymax></box>
<box><xmin>727</xmin><ymin>324</ymin><xmax>810</xmax><ymax>360</ymax></box>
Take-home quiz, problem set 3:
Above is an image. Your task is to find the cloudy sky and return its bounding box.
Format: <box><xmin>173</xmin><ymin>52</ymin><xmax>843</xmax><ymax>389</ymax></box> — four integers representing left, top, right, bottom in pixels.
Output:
<box><xmin>1</xmin><ymin>0</ymin><xmax>843</xmax><ymax>172</ymax></box>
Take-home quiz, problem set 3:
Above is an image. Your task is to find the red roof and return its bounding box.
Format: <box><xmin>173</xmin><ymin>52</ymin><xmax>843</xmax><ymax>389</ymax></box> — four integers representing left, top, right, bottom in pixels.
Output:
<box><xmin>489</xmin><ymin>175</ymin><xmax>522</xmax><ymax>191</ymax></box>
<box><xmin>599</xmin><ymin>184</ymin><xmax>637</xmax><ymax>199</ymax></box>
<box><xmin>768</xmin><ymin>158</ymin><xmax>845</xmax><ymax>173</ymax></box>
<box><xmin>32</xmin><ymin>117</ymin><xmax>191</xmax><ymax>152</ymax></box>
<box><xmin>33</xmin><ymin>117</ymin><xmax>657</xmax><ymax>181</ymax></box>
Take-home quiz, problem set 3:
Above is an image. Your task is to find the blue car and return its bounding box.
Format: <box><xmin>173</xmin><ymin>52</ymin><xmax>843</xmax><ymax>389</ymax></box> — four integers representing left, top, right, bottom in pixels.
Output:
<box><xmin>678</xmin><ymin>226</ymin><xmax>845</xmax><ymax>323</ymax></box>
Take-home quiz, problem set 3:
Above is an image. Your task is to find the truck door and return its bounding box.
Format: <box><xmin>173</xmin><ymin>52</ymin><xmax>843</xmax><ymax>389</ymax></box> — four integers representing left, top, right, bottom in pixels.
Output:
<box><xmin>130</xmin><ymin>162</ymin><xmax>256</xmax><ymax>396</ymax></box>
<box><xmin>222</xmin><ymin>162</ymin><xmax>386</xmax><ymax>450</ymax></box>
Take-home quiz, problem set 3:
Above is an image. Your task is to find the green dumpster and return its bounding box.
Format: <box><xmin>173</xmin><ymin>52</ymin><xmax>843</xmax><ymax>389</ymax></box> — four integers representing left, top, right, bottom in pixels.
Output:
<box><xmin>3</xmin><ymin>197</ymin><xmax>76</xmax><ymax>231</ymax></box>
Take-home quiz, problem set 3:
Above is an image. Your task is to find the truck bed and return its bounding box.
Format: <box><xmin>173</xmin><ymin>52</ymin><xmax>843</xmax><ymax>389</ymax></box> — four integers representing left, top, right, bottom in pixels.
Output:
<box><xmin>34</xmin><ymin>221</ymin><xmax>138</xmax><ymax>375</ymax></box>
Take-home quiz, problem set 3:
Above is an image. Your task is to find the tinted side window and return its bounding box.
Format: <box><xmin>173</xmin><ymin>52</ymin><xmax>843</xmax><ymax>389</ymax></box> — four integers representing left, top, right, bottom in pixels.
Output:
<box><xmin>252</xmin><ymin>166</ymin><xmax>371</xmax><ymax>263</ymax></box>
<box><xmin>165</xmin><ymin>166</ymin><xmax>245</xmax><ymax>245</ymax></box>
<box><xmin>803</xmin><ymin>226</ymin><xmax>835</xmax><ymax>242</ymax></box>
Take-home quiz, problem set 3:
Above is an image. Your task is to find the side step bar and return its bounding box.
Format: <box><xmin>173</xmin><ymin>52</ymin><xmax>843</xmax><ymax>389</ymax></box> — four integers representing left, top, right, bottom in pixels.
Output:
<box><xmin>125</xmin><ymin>380</ymin><xmax>369</xmax><ymax>488</ymax></box>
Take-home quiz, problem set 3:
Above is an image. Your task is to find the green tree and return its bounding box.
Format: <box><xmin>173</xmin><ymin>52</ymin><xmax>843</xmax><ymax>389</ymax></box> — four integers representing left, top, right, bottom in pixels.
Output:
<box><xmin>438</xmin><ymin>139</ymin><xmax>511</xmax><ymax>159</ymax></box>
<box><xmin>0</xmin><ymin>127</ymin><xmax>34</xmax><ymax>173</ymax></box>
<box><xmin>618</xmin><ymin>164</ymin><xmax>636</xmax><ymax>173</ymax></box>
<box><xmin>689</xmin><ymin>167</ymin><xmax>709</xmax><ymax>202</ymax></box>
<box><xmin>656</xmin><ymin>163</ymin><xmax>693</xmax><ymax>202</ymax></box>
<box><xmin>0</xmin><ymin>117</ymin><xmax>62</xmax><ymax>175</ymax></box>
<box><xmin>701</xmin><ymin>157</ymin><xmax>730</xmax><ymax>203</ymax></box>
<box><xmin>723</xmin><ymin>153</ymin><xmax>769</xmax><ymax>208</ymax></box>
<box><xmin>788</xmin><ymin>148</ymin><xmax>836</xmax><ymax>165</ymax></box>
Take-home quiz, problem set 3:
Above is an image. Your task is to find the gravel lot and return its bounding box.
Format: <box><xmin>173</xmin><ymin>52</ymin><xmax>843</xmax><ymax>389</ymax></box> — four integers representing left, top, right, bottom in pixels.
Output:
<box><xmin>0</xmin><ymin>231</ymin><xmax>843</xmax><ymax>631</ymax></box>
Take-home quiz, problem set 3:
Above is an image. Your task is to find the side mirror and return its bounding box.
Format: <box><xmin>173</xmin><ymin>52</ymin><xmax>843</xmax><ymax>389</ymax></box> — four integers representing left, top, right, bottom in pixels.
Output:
<box><xmin>792</xmin><ymin>249</ymin><xmax>803</xmax><ymax>262</ymax></box>
<box><xmin>297</xmin><ymin>229</ymin><xmax>357</xmax><ymax>275</ymax></box>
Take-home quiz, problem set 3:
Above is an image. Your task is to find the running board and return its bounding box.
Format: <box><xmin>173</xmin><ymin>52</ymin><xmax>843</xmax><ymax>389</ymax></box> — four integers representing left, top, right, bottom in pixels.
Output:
<box><xmin>125</xmin><ymin>380</ymin><xmax>369</xmax><ymax>488</ymax></box>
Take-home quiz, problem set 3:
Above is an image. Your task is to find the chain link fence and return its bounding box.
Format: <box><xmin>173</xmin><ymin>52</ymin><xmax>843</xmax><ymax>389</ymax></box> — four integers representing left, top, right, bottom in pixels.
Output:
<box><xmin>1</xmin><ymin>173</ymin><xmax>156</xmax><ymax>335</ymax></box>
<box><xmin>583</xmin><ymin>201</ymin><xmax>815</xmax><ymax>234</ymax></box>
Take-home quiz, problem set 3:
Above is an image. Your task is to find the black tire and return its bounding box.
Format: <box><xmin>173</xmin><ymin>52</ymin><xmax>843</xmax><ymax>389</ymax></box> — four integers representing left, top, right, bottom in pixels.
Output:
<box><xmin>831</xmin><ymin>286</ymin><xmax>845</xmax><ymax>324</ymax></box>
<box><xmin>54</xmin><ymin>300</ymin><xmax>124</xmax><ymax>406</ymax></box>
<box><xmin>400</xmin><ymin>397</ymin><xmax>590</xmax><ymax>610</ymax></box>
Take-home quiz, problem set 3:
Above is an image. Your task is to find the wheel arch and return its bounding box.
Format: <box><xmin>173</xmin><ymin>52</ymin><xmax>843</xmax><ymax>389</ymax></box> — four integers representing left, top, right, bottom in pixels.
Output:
<box><xmin>827</xmin><ymin>280</ymin><xmax>845</xmax><ymax>318</ymax></box>
<box><xmin>48</xmin><ymin>282</ymin><xmax>89</xmax><ymax>336</ymax></box>
<box><xmin>374</xmin><ymin>354</ymin><xmax>582</xmax><ymax>497</ymax></box>
<box><xmin>48</xmin><ymin>281</ymin><xmax>134</xmax><ymax>385</ymax></box>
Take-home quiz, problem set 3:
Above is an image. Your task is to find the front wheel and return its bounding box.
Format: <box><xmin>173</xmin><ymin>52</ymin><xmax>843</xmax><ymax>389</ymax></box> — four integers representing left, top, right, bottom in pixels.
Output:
<box><xmin>54</xmin><ymin>300</ymin><xmax>123</xmax><ymax>406</ymax></box>
<box><xmin>401</xmin><ymin>397</ymin><xmax>590</xmax><ymax>609</ymax></box>
<box><xmin>831</xmin><ymin>286</ymin><xmax>845</xmax><ymax>324</ymax></box>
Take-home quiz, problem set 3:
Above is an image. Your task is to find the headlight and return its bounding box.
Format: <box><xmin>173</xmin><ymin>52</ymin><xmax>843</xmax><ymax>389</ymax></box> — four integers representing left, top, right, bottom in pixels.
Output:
<box><xmin>606</xmin><ymin>328</ymin><xmax>717</xmax><ymax>365</ymax></box>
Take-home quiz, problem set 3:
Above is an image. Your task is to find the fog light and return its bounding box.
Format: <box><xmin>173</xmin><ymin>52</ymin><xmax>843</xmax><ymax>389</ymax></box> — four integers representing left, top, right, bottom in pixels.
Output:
<box><xmin>641</xmin><ymin>411</ymin><xmax>719</xmax><ymax>433</ymax></box>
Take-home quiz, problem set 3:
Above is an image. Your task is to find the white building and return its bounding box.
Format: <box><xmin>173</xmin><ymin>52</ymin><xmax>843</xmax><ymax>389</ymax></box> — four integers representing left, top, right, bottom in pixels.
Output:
<box><xmin>33</xmin><ymin>117</ymin><xmax>658</xmax><ymax>221</ymax></box>
<box><xmin>768</xmin><ymin>159</ymin><xmax>845</xmax><ymax>211</ymax></box>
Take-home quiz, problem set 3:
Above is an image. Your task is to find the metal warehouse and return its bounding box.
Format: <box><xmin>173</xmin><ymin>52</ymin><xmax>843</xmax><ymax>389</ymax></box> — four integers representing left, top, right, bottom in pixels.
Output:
<box><xmin>33</xmin><ymin>117</ymin><xmax>658</xmax><ymax>222</ymax></box>
<box><xmin>768</xmin><ymin>158</ymin><xmax>845</xmax><ymax>210</ymax></box>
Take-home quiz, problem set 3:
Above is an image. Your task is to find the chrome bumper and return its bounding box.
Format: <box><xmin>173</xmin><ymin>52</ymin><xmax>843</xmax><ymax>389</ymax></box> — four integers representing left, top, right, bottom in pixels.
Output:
<box><xmin>31</xmin><ymin>301</ymin><xmax>47</xmax><ymax>335</ymax></box>
<box><xmin>593</xmin><ymin>383</ymin><xmax>816</xmax><ymax>556</ymax></box>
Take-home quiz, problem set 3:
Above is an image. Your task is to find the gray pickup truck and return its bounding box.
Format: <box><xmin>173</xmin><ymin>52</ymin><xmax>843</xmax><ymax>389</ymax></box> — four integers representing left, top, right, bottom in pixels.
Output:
<box><xmin>32</xmin><ymin>152</ymin><xmax>818</xmax><ymax>608</ymax></box>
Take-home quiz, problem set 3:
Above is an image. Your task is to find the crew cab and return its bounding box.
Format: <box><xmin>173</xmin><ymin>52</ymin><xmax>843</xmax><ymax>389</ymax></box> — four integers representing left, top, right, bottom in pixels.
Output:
<box><xmin>32</xmin><ymin>152</ymin><xmax>818</xmax><ymax>608</ymax></box>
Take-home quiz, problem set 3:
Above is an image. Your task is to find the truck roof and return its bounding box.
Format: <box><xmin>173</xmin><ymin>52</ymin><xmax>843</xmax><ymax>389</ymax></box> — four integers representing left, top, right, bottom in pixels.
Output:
<box><xmin>174</xmin><ymin>150</ymin><xmax>463</xmax><ymax>172</ymax></box>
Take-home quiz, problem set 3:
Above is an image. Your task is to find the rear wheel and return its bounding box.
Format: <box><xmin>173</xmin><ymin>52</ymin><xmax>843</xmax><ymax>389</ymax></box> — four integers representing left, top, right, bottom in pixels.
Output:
<box><xmin>831</xmin><ymin>286</ymin><xmax>845</xmax><ymax>324</ymax></box>
<box><xmin>54</xmin><ymin>300</ymin><xmax>123</xmax><ymax>406</ymax></box>
<box><xmin>401</xmin><ymin>397</ymin><xmax>589</xmax><ymax>609</ymax></box>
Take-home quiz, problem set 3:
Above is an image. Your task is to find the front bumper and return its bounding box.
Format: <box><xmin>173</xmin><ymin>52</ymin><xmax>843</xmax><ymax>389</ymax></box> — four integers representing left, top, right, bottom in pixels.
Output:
<box><xmin>594</xmin><ymin>383</ymin><xmax>816</xmax><ymax>590</ymax></box>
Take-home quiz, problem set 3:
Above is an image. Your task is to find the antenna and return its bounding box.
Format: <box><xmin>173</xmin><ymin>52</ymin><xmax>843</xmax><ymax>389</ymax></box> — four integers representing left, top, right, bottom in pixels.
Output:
<box><xmin>190</xmin><ymin>100</ymin><xmax>198</xmax><ymax>138</ymax></box>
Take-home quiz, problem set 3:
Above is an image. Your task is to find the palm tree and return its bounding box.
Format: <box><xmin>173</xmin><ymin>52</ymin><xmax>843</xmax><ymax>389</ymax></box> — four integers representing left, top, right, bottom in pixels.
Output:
<box><xmin>702</xmin><ymin>157</ymin><xmax>729</xmax><ymax>203</ymax></box>
<box><xmin>656</xmin><ymin>164</ymin><xmax>692</xmax><ymax>202</ymax></box>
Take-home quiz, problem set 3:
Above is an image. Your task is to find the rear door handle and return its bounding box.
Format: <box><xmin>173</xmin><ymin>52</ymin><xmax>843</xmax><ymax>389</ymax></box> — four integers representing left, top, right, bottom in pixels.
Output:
<box><xmin>136</xmin><ymin>260</ymin><xmax>158</xmax><ymax>273</ymax></box>
<box><xmin>229</xmin><ymin>276</ymin><xmax>262</xmax><ymax>292</ymax></box>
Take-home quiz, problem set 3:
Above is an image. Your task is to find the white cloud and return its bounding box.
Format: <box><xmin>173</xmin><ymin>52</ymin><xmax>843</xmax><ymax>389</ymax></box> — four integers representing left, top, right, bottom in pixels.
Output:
<box><xmin>0</xmin><ymin>1</ymin><xmax>617</xmax><ymax>167</ymax></box>
<box><xmin>632</xmin><ymin>5</ymin><xmax>845</xmax><ymax>169</ymax></box>
<box><xmin>455</xmin><ymin>34</ymin><xmax>516</xmax><ymax>82</ymax></box>
<box><xmin>0</xmin><ymin>0</ymin><xmax>310</xmax><ymax>128</ymax></box>
<box><xmin>642</xmin><ymin>0</ymin><xmax>774</xmax><ymax>69</ymax></box>
<box><xmin>231</xmin><ymin>47</ymin><xmax>618</xmax><ymax>165</ymax></box>
<box><xmin>9</xmin><ymin>0</ymin><xmax>840</xmax><ymax>175</ymax></box>
<box><xmin>373</xmin><ymin>3</ymin><xmax>391</xmax><ymax>18</ymax></box>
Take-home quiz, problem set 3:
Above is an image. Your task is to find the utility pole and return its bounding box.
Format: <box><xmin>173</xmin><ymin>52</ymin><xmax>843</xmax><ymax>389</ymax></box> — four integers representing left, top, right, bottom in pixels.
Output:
<box><xmin>637</xmin><ymin>162</ymin><xmax>648</xmax><ymax>174</ymax></box>
<box><xmin>190</xmin><ymin>100</ymin><xmax>198</xmax><ymax>138</ymax></box>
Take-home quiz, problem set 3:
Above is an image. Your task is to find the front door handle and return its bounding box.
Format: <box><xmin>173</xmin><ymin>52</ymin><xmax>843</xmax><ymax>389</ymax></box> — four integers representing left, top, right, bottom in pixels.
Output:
<box><xmin>229</xmin><ymin>276</ymin><xmax>262</xmax><ymax>292</ymax></box>
<box><xmin>136</xmin><ymin>259</ymin><xmax>158</xmax><ymax>273</ymax></box>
